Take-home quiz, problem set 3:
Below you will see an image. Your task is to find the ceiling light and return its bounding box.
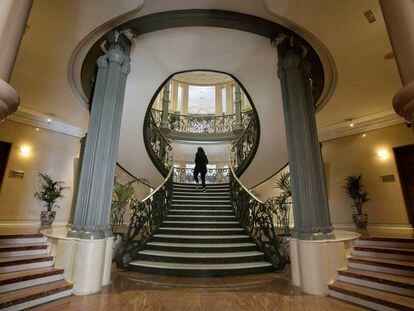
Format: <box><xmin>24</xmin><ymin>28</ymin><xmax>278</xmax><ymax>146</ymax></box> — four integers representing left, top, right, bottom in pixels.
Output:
<box><xmin>35</xmin><ymin>127</ymin><xmax>39</xmax><ymax>131</ymax></box>
<box><xmin>364</xmin><ymin>10</ymin><xmax>376</xmax><ymax>23</ymax></box>
<box><xmin>362</xmin><ymin>133</ymin><xmax>366</xmax><ymax>138</ymax></box>
<box><xmin>377</xmin><ymin>150</ymin><xmax>389</xmax><ymax>159</ymax></box>
<box><xmin>347</xmin><ymin>119</ymin><xmax>354</xmax><ymax>127</ymax></box>
<box><xmin>20</xmin><ymin>145</ymin><xmax>31</xmax><ymax>155</ymax></box>
<box><xmin>47</xmin><ymin>118</ymin><xmax>51</xmax><ymax>123</ymax></box>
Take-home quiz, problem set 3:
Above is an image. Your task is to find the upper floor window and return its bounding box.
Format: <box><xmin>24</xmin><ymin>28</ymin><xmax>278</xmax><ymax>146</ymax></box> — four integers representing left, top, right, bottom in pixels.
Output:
<box><xmin>188</xmin><ymin>85</ymin><xmax>215</xmax><ymax>114</ymax></box>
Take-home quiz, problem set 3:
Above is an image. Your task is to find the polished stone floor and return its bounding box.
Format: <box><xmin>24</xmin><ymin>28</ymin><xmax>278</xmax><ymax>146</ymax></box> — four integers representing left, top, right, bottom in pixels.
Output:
<box><xmin>31</xmin><ymin>264</ymin><xmax>364</xmax><ymax>311</ymax></box>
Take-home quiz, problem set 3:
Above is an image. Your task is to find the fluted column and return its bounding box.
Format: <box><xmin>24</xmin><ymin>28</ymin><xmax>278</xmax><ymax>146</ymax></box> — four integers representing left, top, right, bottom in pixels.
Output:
<box><xmin>182</xmin><ymin>84</ymin><xmax>189</xmax><ymax>115</ymax></box>
<box><xmin>225</xmin><ymin>83</ymin><xmax>233</xmax><ymax>114</ymax></box>
<box><xmin>68</xmin><ymin>134</ymin><xmax>87</xmax><ymax>226</ymax></box>
<box><xmin>276</xmin><ymin>35</ymin><xmax>333</xmax><ymax>240</ymax></box>
<box><xmin>215</xmin><ymin>85</ymin><xmax>223</xmax><ymax>115</ymax></box>
<box><xmin>69</xmin><ymin>31</ymin><xmax>131</xmax><ymax>239</ymax></box>
<box><xmin>160</xmin><ymin>82</ymin><xmax>170</xmax><ymax>129</ymax></box>
<box><xmin>380</xmin><ymin>0</ymin><xmax>414</xmax><ymax>124</ymax></box>
<box><xmin>234</xmin><ymin>84</ymin><xmax>243</xmax><ymax>129</ymax></box>
<box><xmin>0</xmin><ymin>0</ymin><xmax>33</xmax><ymax>120</ymax></box>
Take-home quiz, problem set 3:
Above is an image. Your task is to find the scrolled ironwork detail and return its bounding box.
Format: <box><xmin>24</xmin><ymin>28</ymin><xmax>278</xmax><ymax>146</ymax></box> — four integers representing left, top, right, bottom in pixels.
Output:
<box><xmin>228</xmin><ymin>165</ymin><xmax>286</xmax><ymax>270</ymax></box>
<box><xmin>173</xmin><ymin>167</ymin><xmax>229</xmax><ymax>184</ymax></box>
<box><xmin>116</xmin><ymin>168</ymin><xmax>174</xmax><ymax>268</ymax></box>
<box><xmin>230</xmin><ymin>111</ymin><xmax>260</xmax><ymax>176</ymax></box>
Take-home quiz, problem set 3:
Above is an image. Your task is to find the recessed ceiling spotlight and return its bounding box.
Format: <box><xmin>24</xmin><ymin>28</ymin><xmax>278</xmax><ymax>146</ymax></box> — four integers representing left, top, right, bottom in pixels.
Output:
<box><xmin>47</xmin><ymin>118</ymin><xmax>52</xmax><ymax>123</ymax></box>
<box><xmin>347</xmin><ymin>119</ymin><xmax>354</xmax><ymax>128</ymax></box>
<box><xmin>35</xmin><ymin>127</ymin><xmax>39</xmax><ymax>131</ymax></box>
<box><xmin>364</xmin><ymin>10</ymin><xmax>376</xmax><ymax>23</ymax></box>
<box><xmin>362</xmin><ymin>133</ymin><xmax>366</xmax><ymax>138</ymax></box>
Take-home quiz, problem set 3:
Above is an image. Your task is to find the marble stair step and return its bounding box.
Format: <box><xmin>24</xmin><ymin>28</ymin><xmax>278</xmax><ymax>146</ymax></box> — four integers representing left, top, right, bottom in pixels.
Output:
<box><xmin>329</xmin><ymin>280</ymin><xmax>414</xmax><ymax>311</ymax></box>
<box><xmin>338</xmin><ymin>268</ymin><xmax>414</xmax><ymax>297</ymax></box>
<box><xmin>173</xmin><ymin>195</ymin><xmax>230</xmax><ymax>199</ymax></box>
<box><xmin>0</xmin><ymin>243</ymin><xmax>49</xmax><ymax>258</ymax></box>
<box><xmin>137</xmin><ymin>249</ymin><xmax>265</xmax><ymax>264</ymax></box>
<box><xmin>0</xmin><ymin>255</ymin><xmax>54</xmax><ymax>273</ymax></box>
<box><xmin>128</xmin><ymin>260</ymin><xmax>273</xmax><ymax>277</ymax></box>
<box><xmin>166</xmin><ymin>215</ymin><xmax>236</xmax><ymax>222</ymax></box>
<box><xmin>0</xmin><ymin>234</ymin><xmax>46</xmax><ymax>245</ymax></box>
<box><xmin>168</xmin><ymin>209</ymin><xmax>234</xmax><ymax>216</ymax></box>
<box><xmin>358</xmin><ymin>237</ymin><xmax>414</xmax><ymax>249</ymax></box>
<box><xmin>348</xmin><ymin>256</ymin><xmax>414</xmax><ymax>277</ymax></box>
<box><xmin>0</xmin><ymin>267</ymin><xmax>64</xmax><ymax>293</ymax></box>
<box><xmin>352</xmin><ymin>245</ymin><xmax>414</xmax><ymax>261</ymax></box>
<box><xmin>169</xmin><ymin>205</ymin><xmax>232</xmax><ymax>211</ymax></box>
<box><xmin>0</xmin><ymin>279</ymin><xmax>73</xmax><ymax>310</ymax></box>
<box><xmin>146</xmin><ymin>241</ymin><xmax>257</xmax><ymax>253</ymax></box>
<box><xmin>152</xmin><ymin>234</ymin><xmax>250</xmax><ymax>244</ymax></box>
<box><xmin>173</xmin><ymin>183</ymin><xmax>229</xmax><ymax>188</ymax></box>
<box><xmin>158</xmin><ymin>227</ymin><xmax>244</xmax><ymax>235</ymax></box>
<box><xmin>171</xmin><ymin>203</ymin><xmax>231</xmax><ymax>208</ymax></box>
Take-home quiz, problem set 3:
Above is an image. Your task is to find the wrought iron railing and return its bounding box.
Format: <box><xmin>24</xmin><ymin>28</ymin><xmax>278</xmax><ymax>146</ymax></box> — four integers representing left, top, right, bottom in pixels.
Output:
<box><xmin>228</xmin><ymin>152</ymin><xmax>286</xmax><ymax>270</ymax></box>
<box><xmin>144</xmin><ymin>111</ymin><xmax>173</xmax><ymax>177</ymax></box>
<box><xmin>230</xmin><ymin>110</ymin><xmax>260</xmax><ymax>176</ymax></box>
<box><xmin>116</xmin><ymin>166</ymin><xmax>174</xmax><ymax>268</ymax></box>
<box><xmin>152</xmin><ymin>109</ymin><xmax>253</xmax><ymax>134</ymax></box>
<box><xmin>173</xmin><ymin>167</ymin><xmax>229</xmax><ymax>184</ymax></box>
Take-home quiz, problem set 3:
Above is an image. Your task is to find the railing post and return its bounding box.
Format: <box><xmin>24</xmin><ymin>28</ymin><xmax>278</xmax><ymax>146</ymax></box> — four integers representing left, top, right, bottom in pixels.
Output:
<box><xmin>275</xmin><ymin>34</ymin><xmax>334</xmax><ymax>240</ymax></box>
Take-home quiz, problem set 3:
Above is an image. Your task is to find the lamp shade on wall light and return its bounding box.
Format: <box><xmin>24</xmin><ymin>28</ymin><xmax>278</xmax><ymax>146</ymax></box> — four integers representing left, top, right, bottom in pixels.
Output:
<box><xmin>20</xmin><ymin>145</ymin><xmax>31</xmax><ymax>155</ymax></box>
<box><xmin>377</xmin><ymin>150</ymin><xmax>389</xmax><ymax>159</ymax></box>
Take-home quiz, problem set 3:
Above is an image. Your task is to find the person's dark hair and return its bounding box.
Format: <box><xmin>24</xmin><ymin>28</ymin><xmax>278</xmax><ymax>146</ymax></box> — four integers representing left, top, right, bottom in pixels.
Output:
<box><xmin>197</xmin><ymin>147</ymin><xmax>205</xmax><ymax>154</ymax></box>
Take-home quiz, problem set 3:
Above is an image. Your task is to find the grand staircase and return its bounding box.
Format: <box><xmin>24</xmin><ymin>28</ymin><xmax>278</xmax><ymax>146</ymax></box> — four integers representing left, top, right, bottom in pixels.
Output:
<box><xmin>128</xmin><ymin>182</ymin><xmax>274</xmax><ymax>276</ymax></box>
<box><xmin>0</xmin><ymin>231</ymin><xmax>72</xmax><ymax>310</ymax></box>
<box><xmin>329</xmin><ymin>236</ymin><xmax>414</xmax><ymax>310</ymax></box>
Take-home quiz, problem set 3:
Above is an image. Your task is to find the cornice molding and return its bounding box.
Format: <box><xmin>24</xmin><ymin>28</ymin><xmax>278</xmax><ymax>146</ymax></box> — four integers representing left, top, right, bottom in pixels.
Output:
<box><xmin>7</xmin><ymin>106</ymin><xmax>85</xmax><ymax>138</ymax></box>
<box><xmin>318</xmin><ymin>109</ymin><xmax>406</xmax><ymax>142</ymax></box>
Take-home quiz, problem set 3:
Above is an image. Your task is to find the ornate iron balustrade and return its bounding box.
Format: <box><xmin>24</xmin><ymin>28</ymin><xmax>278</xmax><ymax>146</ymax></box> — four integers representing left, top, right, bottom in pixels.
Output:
<box><xmin>173</xmin><ymin>167</ymin><xmax>229</xmax><ymax>184</ymax></box>
<box><xmin>228</xmin><ymin>154</ymin><xmax>286</xmax><ymax>270</ymax></box>
<box><xmin>144</xmin><ymin>111</ymin><xmax>173</xmax><ymax>176</ymax></box>
<box><xmin>152</xmin><ymin>109</ymin><xmax>254</xmax><ymax>134</ymax></box>
<box><xmin>116</xmin><ymin>168</ymin><xmax>174</xmax><ymax>268</ymax></box>
<box><xmin>230</xmin><ymin>110</ymin><xmax>260</xmax><ymax>176</ymax></box>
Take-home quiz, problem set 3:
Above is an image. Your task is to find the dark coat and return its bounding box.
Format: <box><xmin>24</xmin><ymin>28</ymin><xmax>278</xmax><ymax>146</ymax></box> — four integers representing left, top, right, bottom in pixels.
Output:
<box><xmin>194</xmin><ymin>152</ymin><xmax>209</xmax><ymax>173</ymax></box>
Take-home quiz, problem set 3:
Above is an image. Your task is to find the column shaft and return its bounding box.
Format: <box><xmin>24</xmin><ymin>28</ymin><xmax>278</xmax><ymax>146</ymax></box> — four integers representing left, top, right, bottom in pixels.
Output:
<box><xmin>182</xmin><ymin>84</ymin><xmax>189</xmax><ymax>115</ymax></box>
<box><xmin>160</xmin><ymin>82</ymin><xmax>170</xmax><ymax>128</ymax></box>
<box><xmin>277</xmin><ymin>39</ymin><xmax>333</xmax><ymax>240</ymax></box>
<box><xmin>70</xmin><ymin>32</ymin><xmax>131</xmax><ymax>239</ymax></box>
<box><xmin>215</xmin><ymin>84</ymin><xmax>222</xmax><ymax>115</ymax></box>
<box><xmin>225</xmin><ymin>83</ymin><xmax>233</xmax><ymax>114</ymax></box>
<box><xmin>234</xmin><ymin>84</ymin><xmax>242</xmax><ymax>128</ymax></box>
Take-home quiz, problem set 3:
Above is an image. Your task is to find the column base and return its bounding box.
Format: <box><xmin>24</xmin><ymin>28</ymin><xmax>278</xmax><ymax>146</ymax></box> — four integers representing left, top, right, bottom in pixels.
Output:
<box><xmin>42</xmin><ymin>227</ymin><xmax>114</xmax><ymax>295</ymax></box>
<box><xmin>292</xmin><ymin>229</ymin><xmax>335</xmax><ymax>240</ymax></box>
<box><xmin>290</xmin><ymin>231</ymin><xmax>359</xmax><ymax>295</ymax></box>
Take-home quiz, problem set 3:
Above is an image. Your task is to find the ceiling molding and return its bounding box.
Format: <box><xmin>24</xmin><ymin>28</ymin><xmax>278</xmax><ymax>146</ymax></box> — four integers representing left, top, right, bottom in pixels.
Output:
<box><xmin>7</xmin><ymin>106</ymin><xmax>85</xmax><ymax>138</ymax></box>
<box><xmin>318</xmin><ymin>109</ymin><xmax>405</xmax><ymax>142</ymax></box>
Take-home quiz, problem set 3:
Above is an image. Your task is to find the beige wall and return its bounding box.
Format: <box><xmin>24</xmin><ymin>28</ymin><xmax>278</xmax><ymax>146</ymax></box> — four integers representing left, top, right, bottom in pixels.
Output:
<box><xmin>323</xmin><ymin>124</ymin><xmax>413</xmax><ymax>228</ymax></box>
<box><xmin>0</xmin><ymin>120</ymin><xmax>80</xmax><ymax>225</ymax></box>
<box><xmin>252</xmin><ymin>124</ymin><xmax>414</xmax><ymax>228</ymax></box>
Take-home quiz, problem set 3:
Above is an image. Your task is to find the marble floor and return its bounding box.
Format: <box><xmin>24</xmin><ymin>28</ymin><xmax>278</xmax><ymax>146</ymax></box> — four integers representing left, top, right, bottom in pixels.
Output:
<box><xmin>30</xmin><ymin>264</ymin><xmax>364</xmax><ymax>311</ymax></box>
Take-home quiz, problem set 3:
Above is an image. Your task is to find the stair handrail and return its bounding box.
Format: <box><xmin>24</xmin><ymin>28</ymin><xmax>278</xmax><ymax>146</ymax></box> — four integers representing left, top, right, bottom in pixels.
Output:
<box><xmin>228</xmin><ymin>146</ymin><xmax>286</xmax><ymax>270</ymax></box>
<box><xmin>229</xmin><ymin>108</ymin><xmax>260</xmax><ymax>176</ymax></box>
<box><xmin>116</xmin><ymin>124</ymin><xmax>174</xmax><ymax>268</ymax></box>
<box><xmin>144</xmin><ymin>111</ymin><xmax>173</xmax><ymax>176</ymax></box>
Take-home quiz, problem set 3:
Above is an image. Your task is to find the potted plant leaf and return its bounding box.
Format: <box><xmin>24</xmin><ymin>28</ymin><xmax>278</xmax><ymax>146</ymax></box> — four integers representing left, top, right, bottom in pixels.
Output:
<box><xmin>34</xmin><ymin>173</ymin><xmax>68</xmax><ymax>226</ymax></box>
<box><xmin>344</xmin><ymin>175</ymin><xmax>370</xmax><ymax>229</ymax></box>
<box><xmin>111</xmin><ymin>178</ymin><xmax>136</xmax><ymax>259</ymax></box>
<box><xmin>266</xmin><ymin>171</ymin><xmax>292</xmax><ymax>261</ymax></box>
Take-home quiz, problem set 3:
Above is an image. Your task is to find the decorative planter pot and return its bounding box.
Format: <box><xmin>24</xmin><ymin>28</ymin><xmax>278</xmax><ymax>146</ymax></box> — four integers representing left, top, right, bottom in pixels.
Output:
<box><xmin>353</xmin><ymin>213</ymin><xmax>368</xmax><ymax>229</ymax></box>
<box><xmin>40</xmin><ymin>211</ymin><xmax>56</xmax><ymax>226</ymax></box>
<box><xmin>279</xmin><ymin>235</ymin><xmax>291</xmax><ymax>262</ymax></box>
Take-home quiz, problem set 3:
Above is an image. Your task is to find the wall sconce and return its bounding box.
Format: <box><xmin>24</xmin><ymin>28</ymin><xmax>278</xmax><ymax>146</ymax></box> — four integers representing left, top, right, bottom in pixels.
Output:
<box><xmin>377</xmin><ymin>149</ymin><xmax>389</xmax><ymax>159</ymax></box>
<box><xmin>20</xmin><ymin>145</ymin><xmax>31</xmax><ymax>156</ymax></box>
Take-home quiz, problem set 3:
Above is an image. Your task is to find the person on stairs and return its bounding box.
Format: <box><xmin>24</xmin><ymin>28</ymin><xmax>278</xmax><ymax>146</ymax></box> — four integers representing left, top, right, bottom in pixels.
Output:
<box><xmin>194</xmin><ymin>147</ymin><xmax>209</xmax><ymax>192</ymax></box>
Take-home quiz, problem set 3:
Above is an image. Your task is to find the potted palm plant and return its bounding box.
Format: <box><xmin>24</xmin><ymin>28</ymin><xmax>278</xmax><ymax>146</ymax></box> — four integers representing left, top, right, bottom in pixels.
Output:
<box><xmin>34</xmin><ymin>173</ymin><xmax>67</xmax><ymax>226</ymax></box>
<box><xmin>111</xmin><ymin>178</ymin><xmax>136</xmax><ymax>259</ymax></box>
<box><xmin>266</xmin><ymin>171</ymin><xmax>292</xmax><ymax>261</ymax></box>
<box><xmin>344</xmin><ymin>175</ymin><xmax>370</xmax><ymax>229</ymax></box>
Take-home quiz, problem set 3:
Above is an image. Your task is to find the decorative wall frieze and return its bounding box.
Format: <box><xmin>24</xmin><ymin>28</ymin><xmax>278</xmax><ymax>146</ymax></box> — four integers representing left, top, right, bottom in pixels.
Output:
<box><xmin>7</xmin><ymin>106</ymin><xmax>85</xmax><ymax>138</ymax></box>
<box><xmin>318</xmin><ymin>109</ymin><xmax>406</xmax><ymax>142</ymax></box>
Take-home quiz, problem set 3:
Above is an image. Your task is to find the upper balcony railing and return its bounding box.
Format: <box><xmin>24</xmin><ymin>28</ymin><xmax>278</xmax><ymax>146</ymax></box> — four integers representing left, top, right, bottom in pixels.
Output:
<box><xmin>173</xmin><ymin>167</ymin><xmax>229</xmax><ymax>184</ymax></box>
<box><xmin>152</xmin><ymin>109</ymin><xmax>253</xmax><ymax>135</ymax></box>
